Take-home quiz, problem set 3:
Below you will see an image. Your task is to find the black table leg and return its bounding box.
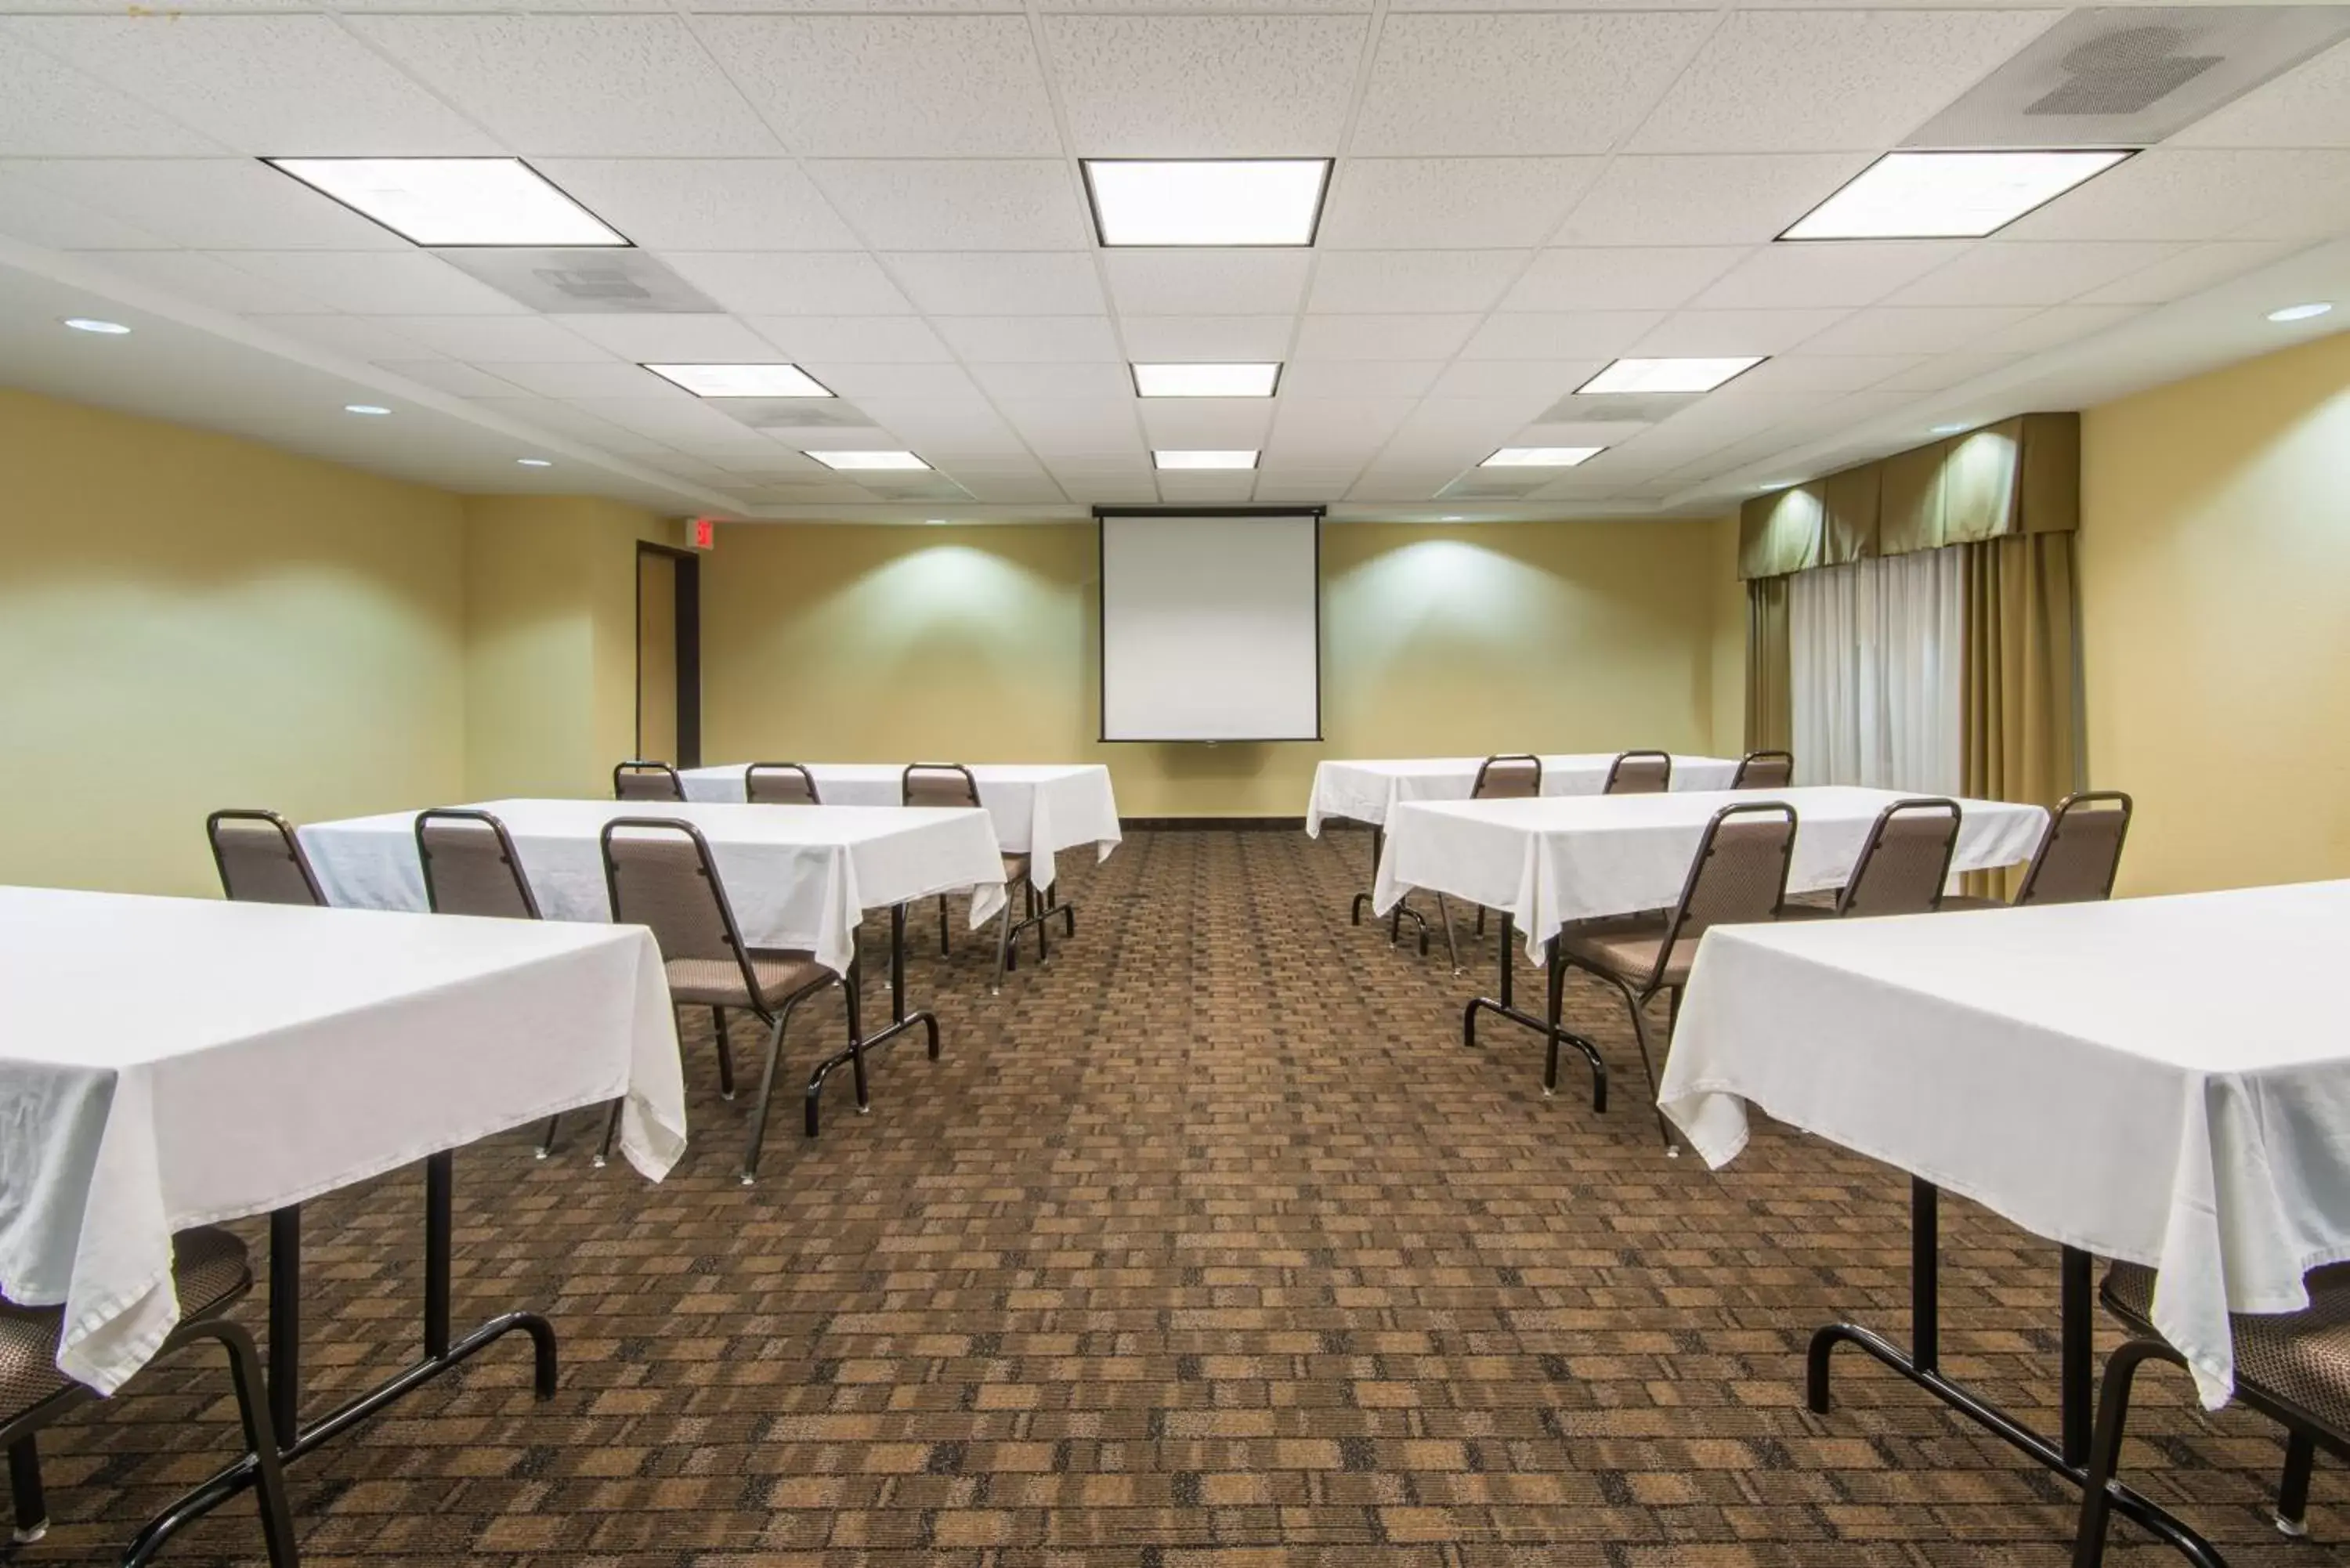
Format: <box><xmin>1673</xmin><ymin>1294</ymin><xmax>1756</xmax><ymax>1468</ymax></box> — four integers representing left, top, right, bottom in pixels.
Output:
<box><xmin>1806</xmin><ymin>1178</ymin><xmax>2225</xmax><ymax>1566</ymax></box>
<box><xmin>1347</xmin><ymin>825</ymin><xmax>1430</xmax><ymax>956</ymax></box>
<box><xmin>804</xmin><ymin>901</ymin><xmax>939</xmax><ymax>1133</ymax></box>
<box><xmin>1461</xmin><ymin>912</ymin><xmax>1607</xmax><ymax>1109</ymax></box>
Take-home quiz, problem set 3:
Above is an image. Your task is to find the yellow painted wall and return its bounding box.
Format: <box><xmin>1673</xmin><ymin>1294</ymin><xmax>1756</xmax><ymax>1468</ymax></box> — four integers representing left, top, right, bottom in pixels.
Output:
<box><xmin>1705</xmin><ymin>512</ymin><xmax>1747</xmax><ymax>757</ymax></box>
<box><xmin>699</xmin><ymin>517</ymin><xmax>1731</xmax><ymax>817</ymax></box>
<box><xmin>2081</xmin><ymin>327</ymin><xmax>2350</xmax><ymax>894</ymax></box>
<box><xmin>0</xmin><ymin>388</ymin><xmax>468</xmax><ymax>896</ymax></box>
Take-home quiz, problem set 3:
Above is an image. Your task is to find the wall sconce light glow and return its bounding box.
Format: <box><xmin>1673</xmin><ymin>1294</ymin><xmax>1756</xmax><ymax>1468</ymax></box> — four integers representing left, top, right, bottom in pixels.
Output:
<box><xmin>1578</xmin><ymin>357</ymin><xmax>1762</xmax><ymax>395</ymax></box>
<box><xmin>63</xmin><ymin>317</ymin><xmax>130</xmax><ymax>334</ymax></box>
<box><xmin>266</xmin><ymin>157</ymin><xmax>627</xmax><ymax>247</ymax></box>
<box><xmin>1781</xmin><ymin>150</ymin><xmax>2129</xmax><ymax>240</ymax></box>
<box><xmin>345</xmin><ymin>403</ymin><xmax>392</xmax><ymax>416</ymax></box>
<box><xmin>1480</xmin><ymin>446</ymin><xmax>1603</xmax><ymax>468</ymax></box>
<box><xmin>2267</xmin><ymin>302</ymin><xmax>2334</xmax><ymax>323</ymax></box>
<box><xmin>1152</xmin><ymin>449</ymin><xmax>1258</xmax><ymax>470</ymax></box>
<box><xmin>1131</xmin><ymin>362</ymin><xmax>1281</xmax><ymax>398</ymax></box>
<box><xmin>516</xmin><ymin>457</ymin><xmax>553</xmax><ymax>468</ymax></box>
<box><xmin>1440</xmin><ymin>515</ymin><xmax>1465</xmax><ymax>522</ymax></box>
<box><xmin>645</xmin><ymin>363</ymin><xmax>832</xmax><ymax>398</ymax></box>
<box><xmin>806</xmin><ymin>450</ymin><xmax>929</xmax><ymax>471</ymax></box>
<box><xmin>1084</xmin><ymin>160</ymin><xmax>1331</xmax><ymax>247</ymax></box>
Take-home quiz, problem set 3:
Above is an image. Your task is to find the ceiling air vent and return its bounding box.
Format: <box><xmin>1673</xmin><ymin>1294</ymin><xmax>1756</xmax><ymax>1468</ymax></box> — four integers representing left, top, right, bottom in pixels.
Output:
<box><xmin>1541</xmin><ymin>392</ymin><xmax>1698</xmax><ymax>425</ymax></box>
<box><xmin>1437</xmin><ymin>474</ymin><xmax>1543</xmax><ymax>500</ymax></box>
<box><xmin>718</xmin><ymin>399</ymin><xmax>879</xmax><ymax>432</ymax></box>
<box><xmin>432</xmin><ymin>247</ymin><xmax>721</xmax><ymax>313</ymax></box>
<box><xmin>1904</xmin><ymin>7</ymin><xmax>2350</xmax><ymax>150</ymax></box>
<box><xmin>861</xmin><ymin>477</ymin><xmax>974</xmax><ymax>504</ymax></box>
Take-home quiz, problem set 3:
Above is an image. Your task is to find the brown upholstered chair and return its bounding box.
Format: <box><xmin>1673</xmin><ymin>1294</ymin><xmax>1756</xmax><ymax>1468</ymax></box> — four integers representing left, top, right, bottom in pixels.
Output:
<box><xmin>1559</xmin><ymin>801</ymin><xmax>1797</xmax><ymax>1148</ymax></box>
<box><xmin>613</xmin><ymin>761</ymin><xmax>685</xmax><ymax>802</ymax></box>
<box><xmin>1732</xmin><ymin>750</ymin><xmax>1795</xmax><ymax>789</ymax></box>
<box><xmin>745</xmin><ymin>762</ymin><xmax>821</xmax><ymax>806</ymax></box>
<box><xmin>600</xmin><ymin>818</ymin><xmax>848</xmax><ymax>1173</ymax></box>
<box><xmin>1604</xmin><ymin>750</ymin><xmax>1673</xmax><ymax>794</ymax></box>
<box><xmin>1943</xmin><ymin>789</ymin><xmax>2131</xmax><ymax>912</ymax></box>
<box><xmin>1437</xmin><ymin>755</ymin><xmax>1545</xmax><ymax>970</ymax></box>
<box><xmin>208</xmin><ymin>809</ymin><xmax>325</xmax><ymax>907</ymax></box>
<box><xmin>902</xmin><ymin>764</ymin><xmax>1042</xmax><ymax>994</ymax></box>
<box><xmin>1781</xmin><ymin>798</ymin><xmax>1961</xmax><ymax>920</ymax></box>
<box><xmin>5</xmin><ymin>1227</ymin><xmax>297</xmax><ymax>1566</ymax></box>
<box><xmin>2074</xmin><ymin>1261</ymin><xmax>2350</xmax><ymax>1564</ymax></box>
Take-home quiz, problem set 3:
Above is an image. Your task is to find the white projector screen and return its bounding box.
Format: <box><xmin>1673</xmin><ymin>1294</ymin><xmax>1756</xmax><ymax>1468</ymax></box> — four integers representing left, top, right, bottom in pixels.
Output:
<box><xmin>1099</xmin><ymin>513</ymin><xmax>1321</xmax><ymax>742</ymax></box>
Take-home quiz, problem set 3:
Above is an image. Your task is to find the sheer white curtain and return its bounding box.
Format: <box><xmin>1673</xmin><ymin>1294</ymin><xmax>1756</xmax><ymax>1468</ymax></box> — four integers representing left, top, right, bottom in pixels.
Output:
<box><xmin>1788</xmin><ymin>547</ymin><xmax>1965</xmax><ymax>793</ymax></box>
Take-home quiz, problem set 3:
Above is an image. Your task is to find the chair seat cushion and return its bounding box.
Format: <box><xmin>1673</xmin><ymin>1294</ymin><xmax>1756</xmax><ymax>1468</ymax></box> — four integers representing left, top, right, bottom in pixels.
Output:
<box><xmin>1561</xmin><ymin>918</ymin><xmax>1700</xmax><ymax>990</ymax></box>
<box><xmin>2106</xmin><ymin>1262</ymin><xmax>2350</xmax><ymax>1433</ymax></box>
<box><xmin>1003</xmin><ymin>854</ymin><xmax>1030</xmax><ymax>884</ymax></box>
<box><xmin>667</xmin><ymin>951</ymin><xmax>830</xmax><ymax>1009</ymax></box>
<box><xmin>2</xmin><ymin>1227</ymin><xmax>250</xmax><ymax>1418</ymax></box>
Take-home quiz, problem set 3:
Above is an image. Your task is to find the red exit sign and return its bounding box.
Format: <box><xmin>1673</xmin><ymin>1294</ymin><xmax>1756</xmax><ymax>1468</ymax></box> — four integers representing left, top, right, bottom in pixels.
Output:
<box><xmin>689</xmin><ymin>516</ymin><xmax>717</xmax><ymax>550</ymax></box>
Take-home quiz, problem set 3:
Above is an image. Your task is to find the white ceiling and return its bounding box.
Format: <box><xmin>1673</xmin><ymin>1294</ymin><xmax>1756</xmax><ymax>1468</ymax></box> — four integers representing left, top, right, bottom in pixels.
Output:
<box><xmin>2</xmin><ymin>0</ymin><xmax>2348</xmax><ymax>523</ymax></box>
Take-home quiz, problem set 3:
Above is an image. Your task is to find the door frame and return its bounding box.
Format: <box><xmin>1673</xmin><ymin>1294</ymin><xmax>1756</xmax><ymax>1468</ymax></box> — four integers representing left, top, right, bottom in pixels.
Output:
<box><xmin>634</xmin><ymin>542</ymin><xmax>701</xmax><ymax>768</ymax></box>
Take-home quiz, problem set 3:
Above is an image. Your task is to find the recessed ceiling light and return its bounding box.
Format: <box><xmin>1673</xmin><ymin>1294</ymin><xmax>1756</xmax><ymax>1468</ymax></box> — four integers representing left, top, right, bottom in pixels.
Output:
<box><xmin>1781</xmin><ymin>150</ymin><xmax>2130</xmax><ymax>241</ymax></box>
<box><xmin>2267</xmin><ymin>302</ymin><xmax>2334</xmax><ymax>323</ymax></box>
<box><xmin>516</xmin><ymin>457</ymin><xmax>553</xmax><ymax>468</ymax></box>
<box><xmin>1931</xmin><ymin>422</ymin><xmax>1967</xmax><ymax>435</ymax></box>
<box><xmin>1153</xmin><ymin>450</ymin><xmax>1259</xmax><ymax>470</ymax></box>
<box><xmin>1578</xmin><ymin>357</ymin><xmax>1762</xmax><ymax>396</ymax></box>
<box><xmin>1481</xmin><ymin>447</ymin><xmax>1603</xmax><ymax>468</ymax></box>
<box><xmin>644</xmin><ymin>363</ymin><xmax>832</xmax><ymax>399</ymax></box>
<box><xmin>1440</xmin><ymin>515</ymin><xmax>1465</xmax><ymax>522</ymax></box>
<box><xmin>807</xmin><ymin>450</ymin><xmax>929</xmax><ymax>471</ymax></box>
<box><xmin>925</xmin><ymin>518</ymin><xmax>949</xmax><ymax>526</ymax></box>
<box><xmin>1084</xmin><ymin>160</ymin><xmax>1331</xmax><ymax>247</ymax></box>
<box><xmin>63</xmin><ymin>317</ymin><xmax>129</xmax><ymax>334</ymax></box>
<box><xmin>266</xmin><ymin>157</ymin><xmax>627</xmax><ymax>247</ymax></box>
<box><xmin>345</xmin><ymin>403</ymin><xmax>392</xmax><ymax>416</ymax></box>
<box><xmin>1132</xmin><ymin>362</ymin><xmax>1282</xmax><ymax>398</ymax></box>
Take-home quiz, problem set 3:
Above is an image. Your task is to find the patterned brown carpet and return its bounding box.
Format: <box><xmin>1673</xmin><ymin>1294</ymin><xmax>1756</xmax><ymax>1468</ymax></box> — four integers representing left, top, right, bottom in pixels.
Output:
<box><xmin>14</xmin><ymin>829</ymin><xmax>2345</xmax><ymax>1566</ymax></box>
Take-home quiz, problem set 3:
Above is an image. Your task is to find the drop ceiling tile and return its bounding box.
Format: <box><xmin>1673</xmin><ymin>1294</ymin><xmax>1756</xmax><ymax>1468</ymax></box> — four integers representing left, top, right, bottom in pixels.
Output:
<box><xmin>374</xmin><ymin>359</ymin><xmax>528</xmax><ymax>398</ymax></box>
<box><xmin>549</xmin><ymin>313</ymin><xmax>776</xmax><ymax>360</ymax></box>
<box><xmin>660</xmin><ymin>252</ymin><xmax>914</xmax><ymax>316</ymax></box>
<box><xmin>4</xmin><ymin>159</ymin><xmax>408</xmax><ymax>249</ymax></box>
<box><xmin>533</xmin><ymin>160</ymin><xmax>859</xmax><ymax>250</ymax></box>
<box><xmin>931</xmin><ymin>315</ymin><xmax>1121</xmax><ymax>363</ymax></box>
<box><xmin>1730</xmin><ymin>354</ymin><xmax>1925</xmax><ymax>392</ymax></box>
<box><xmin>2</xmin><ymin>16</ymin><xmax>500</xmax><ymax>156</ymax></box>
<box><xmin>1043</xmin><ymin>14</ymin><xmax>1367</xmax><ymax>157</ymax></box>
<box><xmin>1274</xmin><ymin>360</ymin><xmax>1442</xmax><ymax>399</ymax></box>
<box><xmin>700</xmin><ymin>15</ymin><xmax>1059</xmax><ymax>157</ymax></box>
<box><xmin>1428</xmin><ymin>359</ymin><xmax>1603</xmax><ymax>399</ymax></box>
<box><xmin>2076</xmin><ymin>240</ymin><xmax>2301</xmax><ymax>305</ymax></box>
<box><xmin>1116</xmin><ymin>315</ymin><xmax>1293</xmax><ymax>360</ymax></box>
<box><xmin>857</xmin><ymin>404</ymin><xmax>1025</xmax><ymax>450</ymax></box>
<box><xmin>884</xmin><ymin>253</ymin><xmax>1107</xmax><ymax>316</ymax></box>
<box><xmin>1001</xmin><ymin>400</ymin><xmax>1143</xmax><ymax>451</ymax></box>
<box><xmin>970</xmin><ymin>362</ymin><xmax>1133</xmax><ymax>400</ymax></box>
<box><xmin>1307</xmin><ymin>250</ymin><xmax>1528</xmax><ymax>314</ymax></box>
<box><xmin>1292</xmin><ymin>313</ymin><xmax>1480</xmax><ymax>360</ymax></box>
<box><xmin>1155</xmin><ymin>470</ymin><xmax>1259</xmax><ymax>503</ymax></box>
<box><xmin>1631</xmin><ymin>307</ymin><xmax>1847</xmax><ymax>355</ymax></box>
<box><xmin>957</xmin><ymin>479</ymin><xmax>1068</xmax><ymax>504</ymax></box>
<box><xmin>750</xmin><ymin>315</ymin><xmax>954</xmax><ymax>362</ymax></box>
<box><xmin>802</xmin><ymin>363</ymin><xmax>985</xmax><ymax>400</ymax></box>
<box><xmin>1628</xmin><ymin>9</ymin><xmax>2060</xmax><ymax>154</ymax></box>
<box><xmin>464</xmin><ymin>395</ymin><xmax>678</xmax><ymax>454</ymax></box>
<box><xmin>1796</xmin><ymin>305</ymin><xmax>2038</xmax><ymax>356</ymax></box>
<box><xmin>1692</xmin><ymin>241</ymin><xmax>1965</xmax><ymax>310</ymax></box>
<box><xmin>1870</xmin><ymin>351</ymin><xmax>2022</xmax><ymax>392</ymax></box>
<box><xmin>1353</xmin><ymin>12</ymin><xmax>1714</xmax><ymax>156</ymax></box>
<box><xmin>1884</xmin><ymin>241</ymin><xmax>2187</xmax><ymax>307</ymax></box>
<box><xmin>0</xmin><ymin>169</ymin><xmax>169</xmax><ymax>247</ymax></box>
<box><xmin>1138</xmin><ymin>399</ymin><xmax>1274</xmax><ymax>446</ymax></box>
<box><xmin>376</xmin><ymin>314</ymin><xmax>612</xmax><ymax>360</ymax></box>
<box><xmin>1556</xmin><ymin>154</ymin><xmax>1872</xmax><ymax>247</ymax></box>
<box><xmin>0</xmin><ymin>31</ymin><xmax>223</xmax><ymax>155</ymax></box>
<box><xmin>1269</xmin><ymin>397</ymin><xmax>1415</xmax><ymax>447</ymax></box>
<box><xmin>1459</xmin><ymin>309</ymin><xmax>1661</xmax><ymax>360</ymax></box>
<box><xmin>1501</xmin><ymin>247</ymin><xmax>1747</xmax><ymax>312</ymax></box>
<box><xmin>1972</xmin><ymin>304</ymin><xmax>2142</xmax><ymax>356</ymax></box>
<box><xmin>247</xmin><ymin>313</ymin><xmax>439</xmax><ymax>362</ymax></box>
<box><xmin>78</xmin><ymin>250</ymin><xmax>330</xmax><ymax>315</ymax></box>
<box><xmin>2170</xmin><ymin>38</ymin><xmax>2350</xmax><ymax>150</ymax></box>
<box><xmin>474</xmin><ymin>360</ymin><xmax>675</xmax><ymax>397</ymax></box>
<box><xmin>215</xmin><ymin>251</ymin><xmax>531</xmax><ymax>315</ymax></box>
<box><xmin>805</xmin><ymin>160</ymin><xmax>1088</xmax><ymax>250</ymax></box>
<box><xmin>1101</xmin><ymin>251</ymin><xmax>1311</xmax><ymax>316</ymax></box>
<box><xmin>2001</xmin><ymin>150</ymin><xmax>2350</xmax><ymax>242</ymax></box>
<box><xmin>345</xmin><ymin>16</ymin><xmax>780</xmax><ymax>156</ymax></box>
<box><xmin>1318</xmin><ymin>157</ymin><xmax>1603</xmax><ymax>250</ymax></box>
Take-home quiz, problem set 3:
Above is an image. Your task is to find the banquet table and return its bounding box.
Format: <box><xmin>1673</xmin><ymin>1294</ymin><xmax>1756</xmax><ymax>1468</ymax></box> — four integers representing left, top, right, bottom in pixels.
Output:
<box><xmin>0</xmin><ymin>885</ymin><xmax>682</xmax><ymax>1553</ymax></box>
<box><xmin>1658</xmin><ymin>882</ymin><xmax>2350</xmax><ymax>1564</ymax></box>
<box><xmin>1371</xmin><ymin>786</ymin><xmax>2048</xmax><ymax>1103</ymax></box>
<box><xmin>680</xmin><ymin>761</ymin><xmax>1120</xmax><ymax>897</ymax></box>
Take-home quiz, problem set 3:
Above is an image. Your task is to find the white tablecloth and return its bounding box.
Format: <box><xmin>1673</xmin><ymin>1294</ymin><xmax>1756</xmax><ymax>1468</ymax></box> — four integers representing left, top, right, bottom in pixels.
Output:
<box><xmin>1661</xmin><ymin>881</ymin><xmax>2350</xmax><ymax>1410</ymax></box>
<box><xmin>302</xmin><ymin>799</ymin><xmax>1007</xmax><ymax>979</ymax></box>
<box><xmin>679</xmin><ymin>762</ymin><xmax>1121</xmax><ymax>895</ymax></box>
<box><xmin>0</xmin><ymin>887</ymin><xmax>683</xmax><ymax>1395</ymax></box>
<box><xmin>1307</xmin><ymin>753</ymin><xmax>1744</xmax><ymax>834</ymax></box>
<box><xmin>1373</xmin><ymin>786</ymin><xmax>2048</xmax><ymax>959</ymax></box>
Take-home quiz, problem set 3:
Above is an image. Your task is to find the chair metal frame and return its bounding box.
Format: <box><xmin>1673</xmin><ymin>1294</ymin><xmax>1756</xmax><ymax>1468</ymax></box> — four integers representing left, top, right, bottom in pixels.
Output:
<box><xmin>2016</xmin><ymin>789</ymin><xmax>2134</xmax><ymax>905</ymax></box>
<box><xmin>612</xmin><ymin>760</ymin><xmax>685</xmax><ymax>802</ymax></box>
<box><xmin>1731</xmin><ymin>749</ymin><xmax>1795</xmax><ymax>789</ymax></box>
<box><xmin>5</xmin><ymin>1243</ymin><xmax>298</xmax><ymax>1566</ymax></box>
<box><xmin>1831</xmin><ymin>797</ymin><xmax>1961</xmax><ymax>918</ymax></box>
<box><xmin>1603</xmin><ymin>750</ymin><xmax>1674</xmax><ymax>794</ymax></box>
<box><xmin>206</xmin><ymin>809</ymin><xmax>326</xmax><ymax>907</ymax></box>
<box><xmin>745</xmin><ymin>761</ymin><xmax>822</xmax><ymax>806</ymax></box>
<box><xmin>901</xmin><ymin>763</ymin><xmax>1068</xmax><ymax>994</ymax></box>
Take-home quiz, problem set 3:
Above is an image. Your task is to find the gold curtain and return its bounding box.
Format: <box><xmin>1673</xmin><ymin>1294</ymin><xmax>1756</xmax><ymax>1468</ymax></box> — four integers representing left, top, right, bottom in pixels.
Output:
<box><xmin>1744</xmin><ymin>576</ymin><xmax>1791</xmax><ymax>753</ymax></box>
<box><xmin>1961</xmin><ymin>531</ymin><xmax>2081</xmax><ymax>894</ymax></box>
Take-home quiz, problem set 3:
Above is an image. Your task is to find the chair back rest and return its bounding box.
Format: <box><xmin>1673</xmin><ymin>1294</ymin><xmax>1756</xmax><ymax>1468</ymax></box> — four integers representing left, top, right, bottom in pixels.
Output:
<box><xmin>1838</xmin><ymin>798</ymin><xmax>1961</xmax><ymax>917</ymax></box>
<box><xmin>415</xmin><ymin>809</ymin><xmax>539</xmax><ymax>919</ymax></box>
<box><xmin>746</xmin><ymin>762</ymin><xmax>821</xmax><ymax>806</ymax></box>
<box><xmin>599</xmin><ymin>819</ymin><xmax>755</xmax><ymax>985</ymax></box>
<box><xmin>1733</xmin><ymin>750</ymin><xmax>1794</xmax><ymax>789</ymax></box>
<box><xmin>1658</xmin><ymin>802</ymin><xmax>1799</xmax><ymax>962</ymax></box>
<box><xmin>208</xmin><ymin>809</ymin><xmax>325</xmax><ymax>907</ymax></box>
<box><xmin>2015</xmin><ymin>790</ymin><xmax>2132</xmax><ymax>906</ymax></box>
<box><xmin>1471</xmin><ymin>753</ymin><xmax>1542</xmax><ymax>800</ymax></box>
<box><xmin>903</xmin><ymin>762</ymin><xmax>980</xmax><ymax>809</ymax></box>
<box><xmin>1605</xmin><ymin>750</ymin><xmax>1673</xmax><ymax>794</ymax></box>
<box><xmin>613</xmin><ymin>761</ymin><xmax>684</xmax><ymax>802</ymax></box>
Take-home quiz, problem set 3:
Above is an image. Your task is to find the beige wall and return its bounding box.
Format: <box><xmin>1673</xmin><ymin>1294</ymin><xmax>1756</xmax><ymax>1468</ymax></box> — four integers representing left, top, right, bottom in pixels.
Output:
<box><xmin>1705</xmin><ymin>512</ymin><xmax>1746</xmax><ymax>758</ymax></box>
<box><xmin>2081</xmin><ymin>328</ymin><xmax>2350</xmax><ymax>895</ymax></box>
<box><xmin>0</xmin><ymin>388</ymin><xmax>468</xmax><ymax>896</ymax></box>
<box><xmin>700</xmin><ymin>516</ymin><xmax>1734</xmax><ymax>818</ymax></box>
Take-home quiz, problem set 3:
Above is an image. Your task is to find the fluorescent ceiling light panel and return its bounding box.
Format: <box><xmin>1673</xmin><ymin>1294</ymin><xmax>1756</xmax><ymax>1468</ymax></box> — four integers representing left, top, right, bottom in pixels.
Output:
<box><xmin>2268</xmin><ymin>302</ymin><xmax>2334</xmax><ymax>323</ymax></box>
<box><xmin>1577</xmin><ymin>357</ymin><xmax>1763</xmax><ymax>396</ymax></box>
<box><xmin>1153</xmin><ymin>450</ymin><xmax>1259</xmax><ymax>470</ymax></box>
<box><xmin>807</xmin><ymin>450</ymin><xmax>929</xmax><ymax>471</ymax></box>
<box><xmin>63</xmin><ymin>317</ymin><xmax>129</xmax><ymax>334</ymax></box>
<box><xmin>1132</xmin><ymin>363</ymin><xmax>1281</xmax><ymax>398</ymax></box>
<box><xmin>1481</xmin><ymin>446</ymin><xmax>1603</xmax><ymax>468</ymax></box>
<box><xmin>516</xmin><ymin>457</ymin><xmax>553</xmax><ymax>468</ymax></box>
<box><xmin>645</xmin><ymin>363</ymin><xmax>832</xmax><ymax>399</ymax></box>
<box><xmin>266</xmin><ymin>157</ymin><xmax>627</xmax><ymax>247</ymax></box>
<box><xmin>1085</xmin><ymin>160</ymin><xmax>1330</xmax><ymax>247</ymax></box>
<box><xmin>1781</xmin><ymin>150</ymin><xmax>2129</xmax><ymax>240</ymax></box>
